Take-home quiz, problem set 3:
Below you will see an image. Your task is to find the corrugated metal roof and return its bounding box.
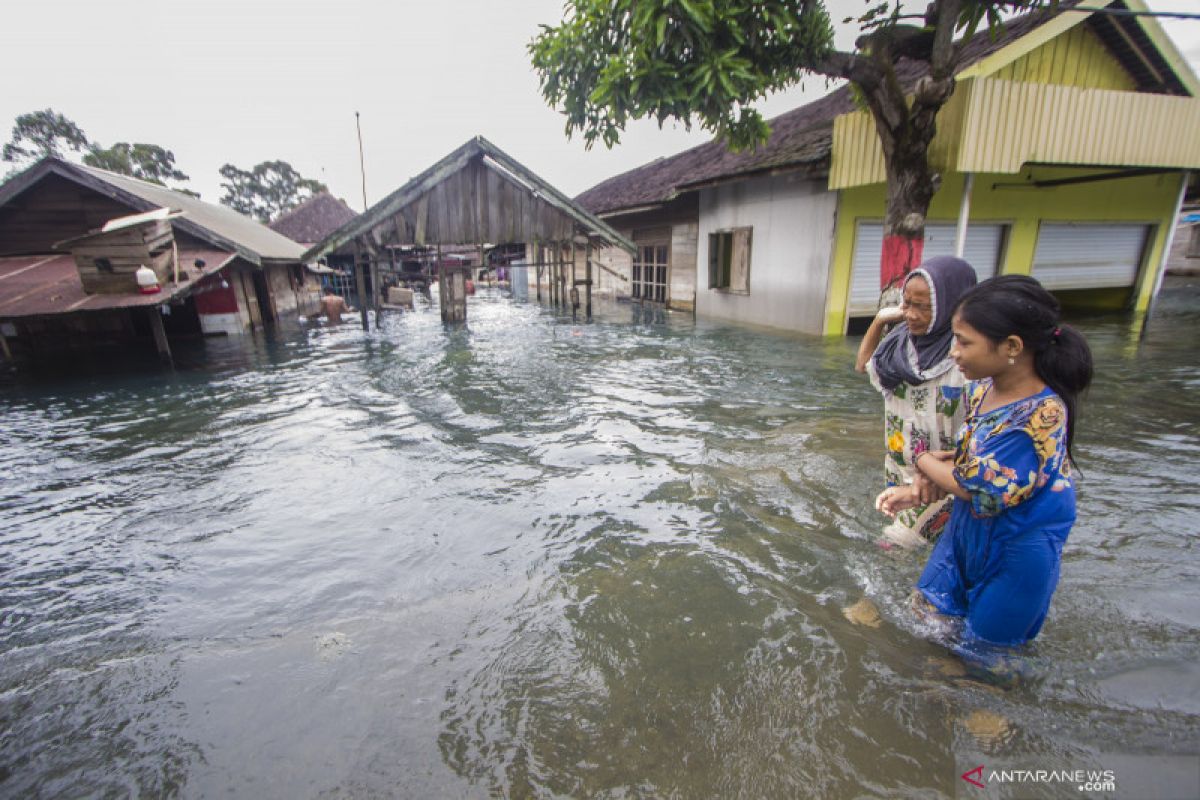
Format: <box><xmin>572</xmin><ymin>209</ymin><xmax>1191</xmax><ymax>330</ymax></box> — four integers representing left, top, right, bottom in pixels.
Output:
<box><xmin>0</xmin><ymin>251</ymin><xmax>237</xmax><ymax>318</ymax></box>
<box><xmin>0</xmin><ymin>159</ymin><xmax>306</xmax><ymax>265</ymax></box>
<box><xmin>72</xmin><ymin>164</ymin><xmax>306</xmax><ymax>262</ymax></box>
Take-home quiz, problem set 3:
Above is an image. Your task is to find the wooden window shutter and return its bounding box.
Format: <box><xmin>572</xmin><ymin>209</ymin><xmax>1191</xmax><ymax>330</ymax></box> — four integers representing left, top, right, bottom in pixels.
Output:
<box><xmin>731</xmin><ymin>227</ymin><xmax>752</xmax><ymax>293</ymax></box>
<box><xmin>708</xmin><ymin>233</ymin><xmax>720</xmax><ymax>288</ymax></box>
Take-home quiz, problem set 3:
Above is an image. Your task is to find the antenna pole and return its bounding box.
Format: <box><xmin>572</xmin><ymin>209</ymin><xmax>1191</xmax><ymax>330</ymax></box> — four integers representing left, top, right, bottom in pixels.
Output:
<box><xmin>355</xmin><ymin>111</ymin><xmax>368</xmax><ymax>212</ymax></box>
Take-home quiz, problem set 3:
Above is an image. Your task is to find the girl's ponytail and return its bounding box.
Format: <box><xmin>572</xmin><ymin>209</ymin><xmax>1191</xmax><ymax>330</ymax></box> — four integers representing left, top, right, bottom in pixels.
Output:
<box><xmin>955</xmin><ymin>275</ymin><xmax>1094</xmax><ymax>462</ymax></box>
<box><xmin>1033</xmin><ymin>323</ymin><xmax>1093</xmax><ymax>461</ymax></box>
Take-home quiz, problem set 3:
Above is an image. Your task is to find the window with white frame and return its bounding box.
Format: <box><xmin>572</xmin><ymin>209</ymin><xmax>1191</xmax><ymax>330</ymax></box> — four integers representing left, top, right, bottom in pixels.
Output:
<box><xmin>708</xmin><ymin>227</ymin><xmax>752</xmax><ymax>294</ymax></box>
<box><xmin>632</xmin><ymin>241</ymin><xmax>669</xmax><ymax>304</ymax></box>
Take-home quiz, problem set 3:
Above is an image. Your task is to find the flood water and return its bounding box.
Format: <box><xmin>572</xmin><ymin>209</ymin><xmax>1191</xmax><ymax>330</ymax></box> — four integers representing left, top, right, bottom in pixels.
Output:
<box><xmin>1</xmin><ymin>280</ymin><xmax>1198</xmax><ymax>799</ymax></box>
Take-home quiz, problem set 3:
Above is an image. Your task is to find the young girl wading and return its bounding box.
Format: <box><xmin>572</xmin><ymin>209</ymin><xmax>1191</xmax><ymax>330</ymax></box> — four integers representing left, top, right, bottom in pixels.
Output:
<box><xmin>877</xmin><ymin>275</ymin><xmax>1093</xmax><ymax>648</ymax></box>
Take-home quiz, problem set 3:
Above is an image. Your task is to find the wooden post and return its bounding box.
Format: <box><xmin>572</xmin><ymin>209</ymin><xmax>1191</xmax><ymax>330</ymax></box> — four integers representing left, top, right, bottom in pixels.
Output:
<box><xmin>586</xmin><ymin>240</ymin><xmax>593</xmax><ymax>322</ymax></box>
<box><xmin>551</xmin><ymin>244</ymin><xmax>559</xmax><ymax>307</ymax></box>
<box><xmin>0</xmin><ymin>328</ymin><xmax>12</xmax><ymax>362</ymax></box>
<box><xmin>570</xmin><ymin>238</ymin><xmax>577</xmax><ymax>321</ymax></box>
<box><xmin>354</xmin><ymin>241</ymin><xmax>369</xmax><ymax>331</ymax></box>
<box><xmin>557</xmin><ymin>243</ymin><xmax>565</xmax><ymax>308</ymax></box>
<box><xmin>534</xmin><ymin>240</ymin><xmax>542</xmax><ymax>303</ymax></box>
<box><xmin>147</xmin><ymin>306</ymin><xmax>173</xmax><ymax>366</ymax></box>
<box><xmin>370</xmin><ymin>254</ymin><xmax>382</xmax><ymax>322</ymax></box>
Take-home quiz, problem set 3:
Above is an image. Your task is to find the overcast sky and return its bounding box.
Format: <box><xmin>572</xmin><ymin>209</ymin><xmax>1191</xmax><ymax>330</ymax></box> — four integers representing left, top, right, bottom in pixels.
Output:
<box><xmin>2</xmin><ymin>1</ymin><xmax>1197</xmax><ymax>211</ymax></box>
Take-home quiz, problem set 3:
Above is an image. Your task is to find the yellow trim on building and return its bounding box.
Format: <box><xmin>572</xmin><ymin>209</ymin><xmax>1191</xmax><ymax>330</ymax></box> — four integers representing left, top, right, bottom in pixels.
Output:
<box><xmin>992</xmin><ymin>23</ymin><xmax>1135</xmax><ymax>91</ymax></box>
<box><xmin>958</xmin><ymin>78</ymin><xmax>1200</xmax><ymax>174</ymax></box>
<box><xmin>956</xmin><ymin>0</ymin><xmax>1198</xmax><ymax>96</ymax></box>
<box><xmin>956</xmin><ymin>8</ymin><xmax>1095</xmax><ymax>83</ymax></box>
<box><xmin>823</xmin><ymin>167</ymin><xmax>1183</xmax><ymax>335</ymax></box>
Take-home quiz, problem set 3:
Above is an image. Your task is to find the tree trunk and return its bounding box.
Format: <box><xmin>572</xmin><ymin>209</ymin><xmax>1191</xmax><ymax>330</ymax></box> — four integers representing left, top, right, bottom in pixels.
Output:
<box><xmin>880</xmin><ymin>141</ymin><xmax>936</xmax><ymax>292</ymax></box>
<box><xmin>864</xmin><ymin>70</ymin><xmax>954</xmax><ymax>298</ymax></box>
<box><xmin>836</xmin><ymin>0</ymin><xmax>961</xmax><ymax>301</ymax></box>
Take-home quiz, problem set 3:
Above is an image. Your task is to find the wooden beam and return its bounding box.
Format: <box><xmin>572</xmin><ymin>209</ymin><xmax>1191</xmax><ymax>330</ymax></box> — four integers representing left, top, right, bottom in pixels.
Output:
<box><xmin>585</xmin><ymin>240</ymin><xmax>593</xmax><ymax>321</ymax></box>
<box><xmin>147</xmin><ymin>306</ymin><xmax>172</xmax><ymax>366</ymax></box>
<box><xmin>354</xmin><ymin>240</ymin><xmax>369</xmax><ymax>331</ymax></box>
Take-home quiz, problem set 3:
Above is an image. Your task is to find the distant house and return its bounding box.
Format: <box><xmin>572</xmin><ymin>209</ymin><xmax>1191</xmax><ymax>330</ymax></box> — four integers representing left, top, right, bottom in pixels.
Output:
<box><xmin>576</xmin><ymin>0</ymin><xmax>1200</xmax><ymax>335</ymax></box>
<box><xmin>0</xmin><ymin>158</ymin><xmax>316</xmax><ymax>362</ymax></box>
<box><xmin>268</xmin><ymin>192</ymin><xmax>359</xmax><ymax>248</ymax></box>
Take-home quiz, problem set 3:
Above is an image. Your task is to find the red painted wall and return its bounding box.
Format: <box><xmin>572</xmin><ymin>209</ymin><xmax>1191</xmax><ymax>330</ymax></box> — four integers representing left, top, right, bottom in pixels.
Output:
<box><xmin>193</xmin><ymin>275</ymin><xmax>239</xmax><ymax>314</ymax></box>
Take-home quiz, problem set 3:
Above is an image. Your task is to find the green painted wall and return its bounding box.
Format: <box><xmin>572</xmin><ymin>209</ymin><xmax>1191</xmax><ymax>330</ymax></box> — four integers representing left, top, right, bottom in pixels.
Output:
<box><xmin>824</xmin><ymin>167</ymin><xmax>1185</xmax><ymax>334</ymax></box>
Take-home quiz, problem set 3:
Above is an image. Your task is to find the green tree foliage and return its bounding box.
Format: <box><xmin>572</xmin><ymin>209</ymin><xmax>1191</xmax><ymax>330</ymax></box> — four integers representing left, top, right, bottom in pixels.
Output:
<box><xmin>530</xmin><ymin>1</ymin><xmax>1042</xmax><ymax>152</ymax></box>
<box><xmin>531</xmin><ymin>0</ymin><xmax>1046</xmax><ymax>280</ymax></box>
<box><xmin>219</xmin><ymin>160</ymin><xmax>327</xmax><ymax>223</ymax></box>
<box><xmin>530</xmin><ymin>0</ymin><xmax>836</xmax><ymax>151</ymax></box>
<box><xmin>83</xmin><ymin>142</ymin><xmax>190</xmax><ymax>187</ymax></box>
<box><xmin>2</xmin><ymin>109</ymin><xmax>89</xmax><ymax>166</ymax></box>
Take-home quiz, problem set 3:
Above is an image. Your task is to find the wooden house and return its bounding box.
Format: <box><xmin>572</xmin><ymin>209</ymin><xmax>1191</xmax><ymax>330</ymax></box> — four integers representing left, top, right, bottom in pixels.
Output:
<box><xmin>0</xmin><ymin>158</ymin><xmax>315</xmax><ymax>363</ymax></box>
<box><xmin>575</xmin><ymin>0</ymin><xmax>1200</xmax><ymax>335</ymax></box>
<box><xmin>305</xmin><ymin>136</ymin><xmax>633</xmax><ymax>325</ymax></box>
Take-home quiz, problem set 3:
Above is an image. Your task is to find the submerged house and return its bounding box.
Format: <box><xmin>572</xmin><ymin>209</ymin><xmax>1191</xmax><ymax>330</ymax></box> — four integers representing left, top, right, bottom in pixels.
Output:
<box><xmin>576</xmin><ymin>0</ymin><xmax>1200</xmax><ymax>335</ymax></box>
<box><xmin>305</xmin><ymin>136</ymin><xmax>633</xmax><ymax>325</ymax></box>
<box><xmin>0</xmin><ymin>158</ymin><xmax>315</xmax><ymax>361</ymax></box>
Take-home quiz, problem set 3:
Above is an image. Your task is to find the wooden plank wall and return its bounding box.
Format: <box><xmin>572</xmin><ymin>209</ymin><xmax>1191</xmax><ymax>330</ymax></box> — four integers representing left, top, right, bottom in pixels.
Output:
<box><xmin>0</xmin><ymin>174</ymin><xmax>132</xmax><ymax>256</ymax></box>
<box><xmin>70</xmin><ymin>220</ymin><xmax>175</xmax><ymax>294</ymax></box>
<box><xmin>372</xmin><ymin>158</ymin><xmax>574</xmax><ymax>247</ymax></box>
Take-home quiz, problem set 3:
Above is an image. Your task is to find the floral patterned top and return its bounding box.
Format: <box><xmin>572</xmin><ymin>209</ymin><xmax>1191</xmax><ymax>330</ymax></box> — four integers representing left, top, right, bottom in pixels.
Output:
<box><xmin>953</xmin><ymin>379</ymin><xmax>1073</xmax><ymax>518</ymax></box>
<box><xmin>867</xmin><ymin>359</ymin><xmax>966</xmax><ymax>542</ymax></box>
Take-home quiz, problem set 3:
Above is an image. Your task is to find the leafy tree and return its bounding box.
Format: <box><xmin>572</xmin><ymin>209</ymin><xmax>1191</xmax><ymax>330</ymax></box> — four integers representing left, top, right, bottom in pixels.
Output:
<box><xmin>2</xmin><ymin>109</ymin><xmax>89</xmax><ymax>166</ymax></box>
<box><xmin>218</xmin><ymin>160</ymin><xmax>327</xmax><ymax>222</ymax></box>
<box><xmin>531</xmin><ymin>0</ymin><xmax>1048</xmax><ymax>291</ymax></box>
<box><xmin>83</xmin><ymin>142</ymin><xmax>190</xmax><ymax>187</ymax></box>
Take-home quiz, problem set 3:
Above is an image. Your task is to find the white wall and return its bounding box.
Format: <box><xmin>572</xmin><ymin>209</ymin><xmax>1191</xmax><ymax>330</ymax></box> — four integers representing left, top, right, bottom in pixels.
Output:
<box><xmin>697</xmin><ymin>173</ymin><xmax>838</xmax><ymax>334</ymax></box>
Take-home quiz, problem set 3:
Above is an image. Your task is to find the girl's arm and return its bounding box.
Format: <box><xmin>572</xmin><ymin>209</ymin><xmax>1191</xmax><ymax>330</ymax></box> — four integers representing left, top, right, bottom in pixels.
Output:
<box><xmin>914</xmin><ymin>451</ymin><xmax>971</xmax><ymax>502</ymax></box>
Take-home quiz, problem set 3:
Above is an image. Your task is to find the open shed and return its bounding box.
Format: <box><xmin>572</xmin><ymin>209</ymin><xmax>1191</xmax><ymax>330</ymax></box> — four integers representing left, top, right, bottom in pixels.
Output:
<box><xmin>304</xmin><ymin>136</ymin><xmax>634</xmax><ymax>325</ymax></box>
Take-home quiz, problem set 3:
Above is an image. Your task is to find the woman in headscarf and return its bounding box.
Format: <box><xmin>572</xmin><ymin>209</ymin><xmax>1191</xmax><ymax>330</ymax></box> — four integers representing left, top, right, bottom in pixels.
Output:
<box><xmin>854</xmin><ymin>256</ymin><xmax>978</xmax><ymax>548</ymax></box>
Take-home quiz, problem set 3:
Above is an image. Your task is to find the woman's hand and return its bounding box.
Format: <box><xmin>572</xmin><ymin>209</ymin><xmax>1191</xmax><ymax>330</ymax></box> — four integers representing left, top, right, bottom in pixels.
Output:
<box><xmin>855</xmin><ymin>305</ymin><xmax>905</xmax><ymax>372</ymax></box>
<box><xmin>875</xmin><ymin>485</ymin><xmax>919</xmax><ymax>517</ymax></box>
<box><xmin>876</xmin><ymin>305</ymin><xmax>905</xmax><ymax>325</ymax></box>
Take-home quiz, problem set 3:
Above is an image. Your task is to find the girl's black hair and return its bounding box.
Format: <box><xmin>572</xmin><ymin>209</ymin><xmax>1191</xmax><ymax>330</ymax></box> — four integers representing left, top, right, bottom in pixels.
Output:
<box><xmin>953</xmin><ymin>274</ymin><xmax>1093</xmax><ymax>462</ymax></box>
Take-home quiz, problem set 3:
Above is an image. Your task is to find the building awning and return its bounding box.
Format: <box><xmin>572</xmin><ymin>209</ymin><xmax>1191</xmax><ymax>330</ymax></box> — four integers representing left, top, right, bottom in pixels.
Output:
<box><xmin>0</xmin><ymin>250</ymin><xmax>237</xmax><ymax>319</ymax></box>
<box><xmin>305</xmin><ymin>262</ymin><xmax>345</xmax><ymax>275</ymax></box>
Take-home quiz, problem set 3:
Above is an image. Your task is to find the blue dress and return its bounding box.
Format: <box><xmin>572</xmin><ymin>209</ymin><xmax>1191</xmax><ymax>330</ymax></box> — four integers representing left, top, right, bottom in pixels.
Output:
<box><xmin>917</xmin><ymin>379</ymin><xmax>1075</xmax><ymax>646</ymax></box>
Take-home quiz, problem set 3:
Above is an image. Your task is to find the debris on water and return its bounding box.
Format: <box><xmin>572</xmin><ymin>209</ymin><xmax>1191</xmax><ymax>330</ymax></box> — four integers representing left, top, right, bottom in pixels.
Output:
<box><xmin>960</xmin><ymin>709</ymin><xmax>1014</xmax><ymax>749</ymax></box>
<box><xmin>842</xmin><ymin>597</ymin><xmax>882</xmax><ymax>628</ymax></box>
<box><xmin>315</xmin><ymin>631</ymin><xmax>351</xmax><ymax>660</ymax></box>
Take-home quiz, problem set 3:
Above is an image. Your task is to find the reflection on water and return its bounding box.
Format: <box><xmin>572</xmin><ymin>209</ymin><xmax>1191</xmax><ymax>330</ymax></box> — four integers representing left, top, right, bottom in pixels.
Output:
<box><xmin>1</xmin><ymin>282</ymin><xmax>1198</xmax><ymax>797</ymax></box>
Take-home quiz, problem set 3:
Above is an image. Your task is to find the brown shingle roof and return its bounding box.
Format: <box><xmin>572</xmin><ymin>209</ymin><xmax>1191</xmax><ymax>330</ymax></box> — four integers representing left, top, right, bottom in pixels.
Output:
<box><xmin>268</xmin><ymin>192</ymin><xmax>359</xmax><ymax>246</ymax></box>
<box><xmin>574</xmin><ymin>3</ymin><xmax>1075</xmax><ymax>215</ymax></box>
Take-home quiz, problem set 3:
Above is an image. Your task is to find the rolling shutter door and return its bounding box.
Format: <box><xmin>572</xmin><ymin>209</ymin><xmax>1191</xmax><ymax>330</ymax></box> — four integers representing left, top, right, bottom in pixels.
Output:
<box><xmin>849</xmin><ymin>222</ymin><xmax>1005</xmax><ymax>315</ymax></box>
<box><xmin>1032</xmin><ymin>224</ymin><xmax>1148</xmax><ymax>290</ymax></box>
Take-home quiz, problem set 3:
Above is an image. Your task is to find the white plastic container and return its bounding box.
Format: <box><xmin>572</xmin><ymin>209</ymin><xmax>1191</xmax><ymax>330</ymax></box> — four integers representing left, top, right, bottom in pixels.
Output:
<box><xmin>136</xmin><ymin>265</ymin><xmax>161</xmax><ymax>294</ymax></box>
